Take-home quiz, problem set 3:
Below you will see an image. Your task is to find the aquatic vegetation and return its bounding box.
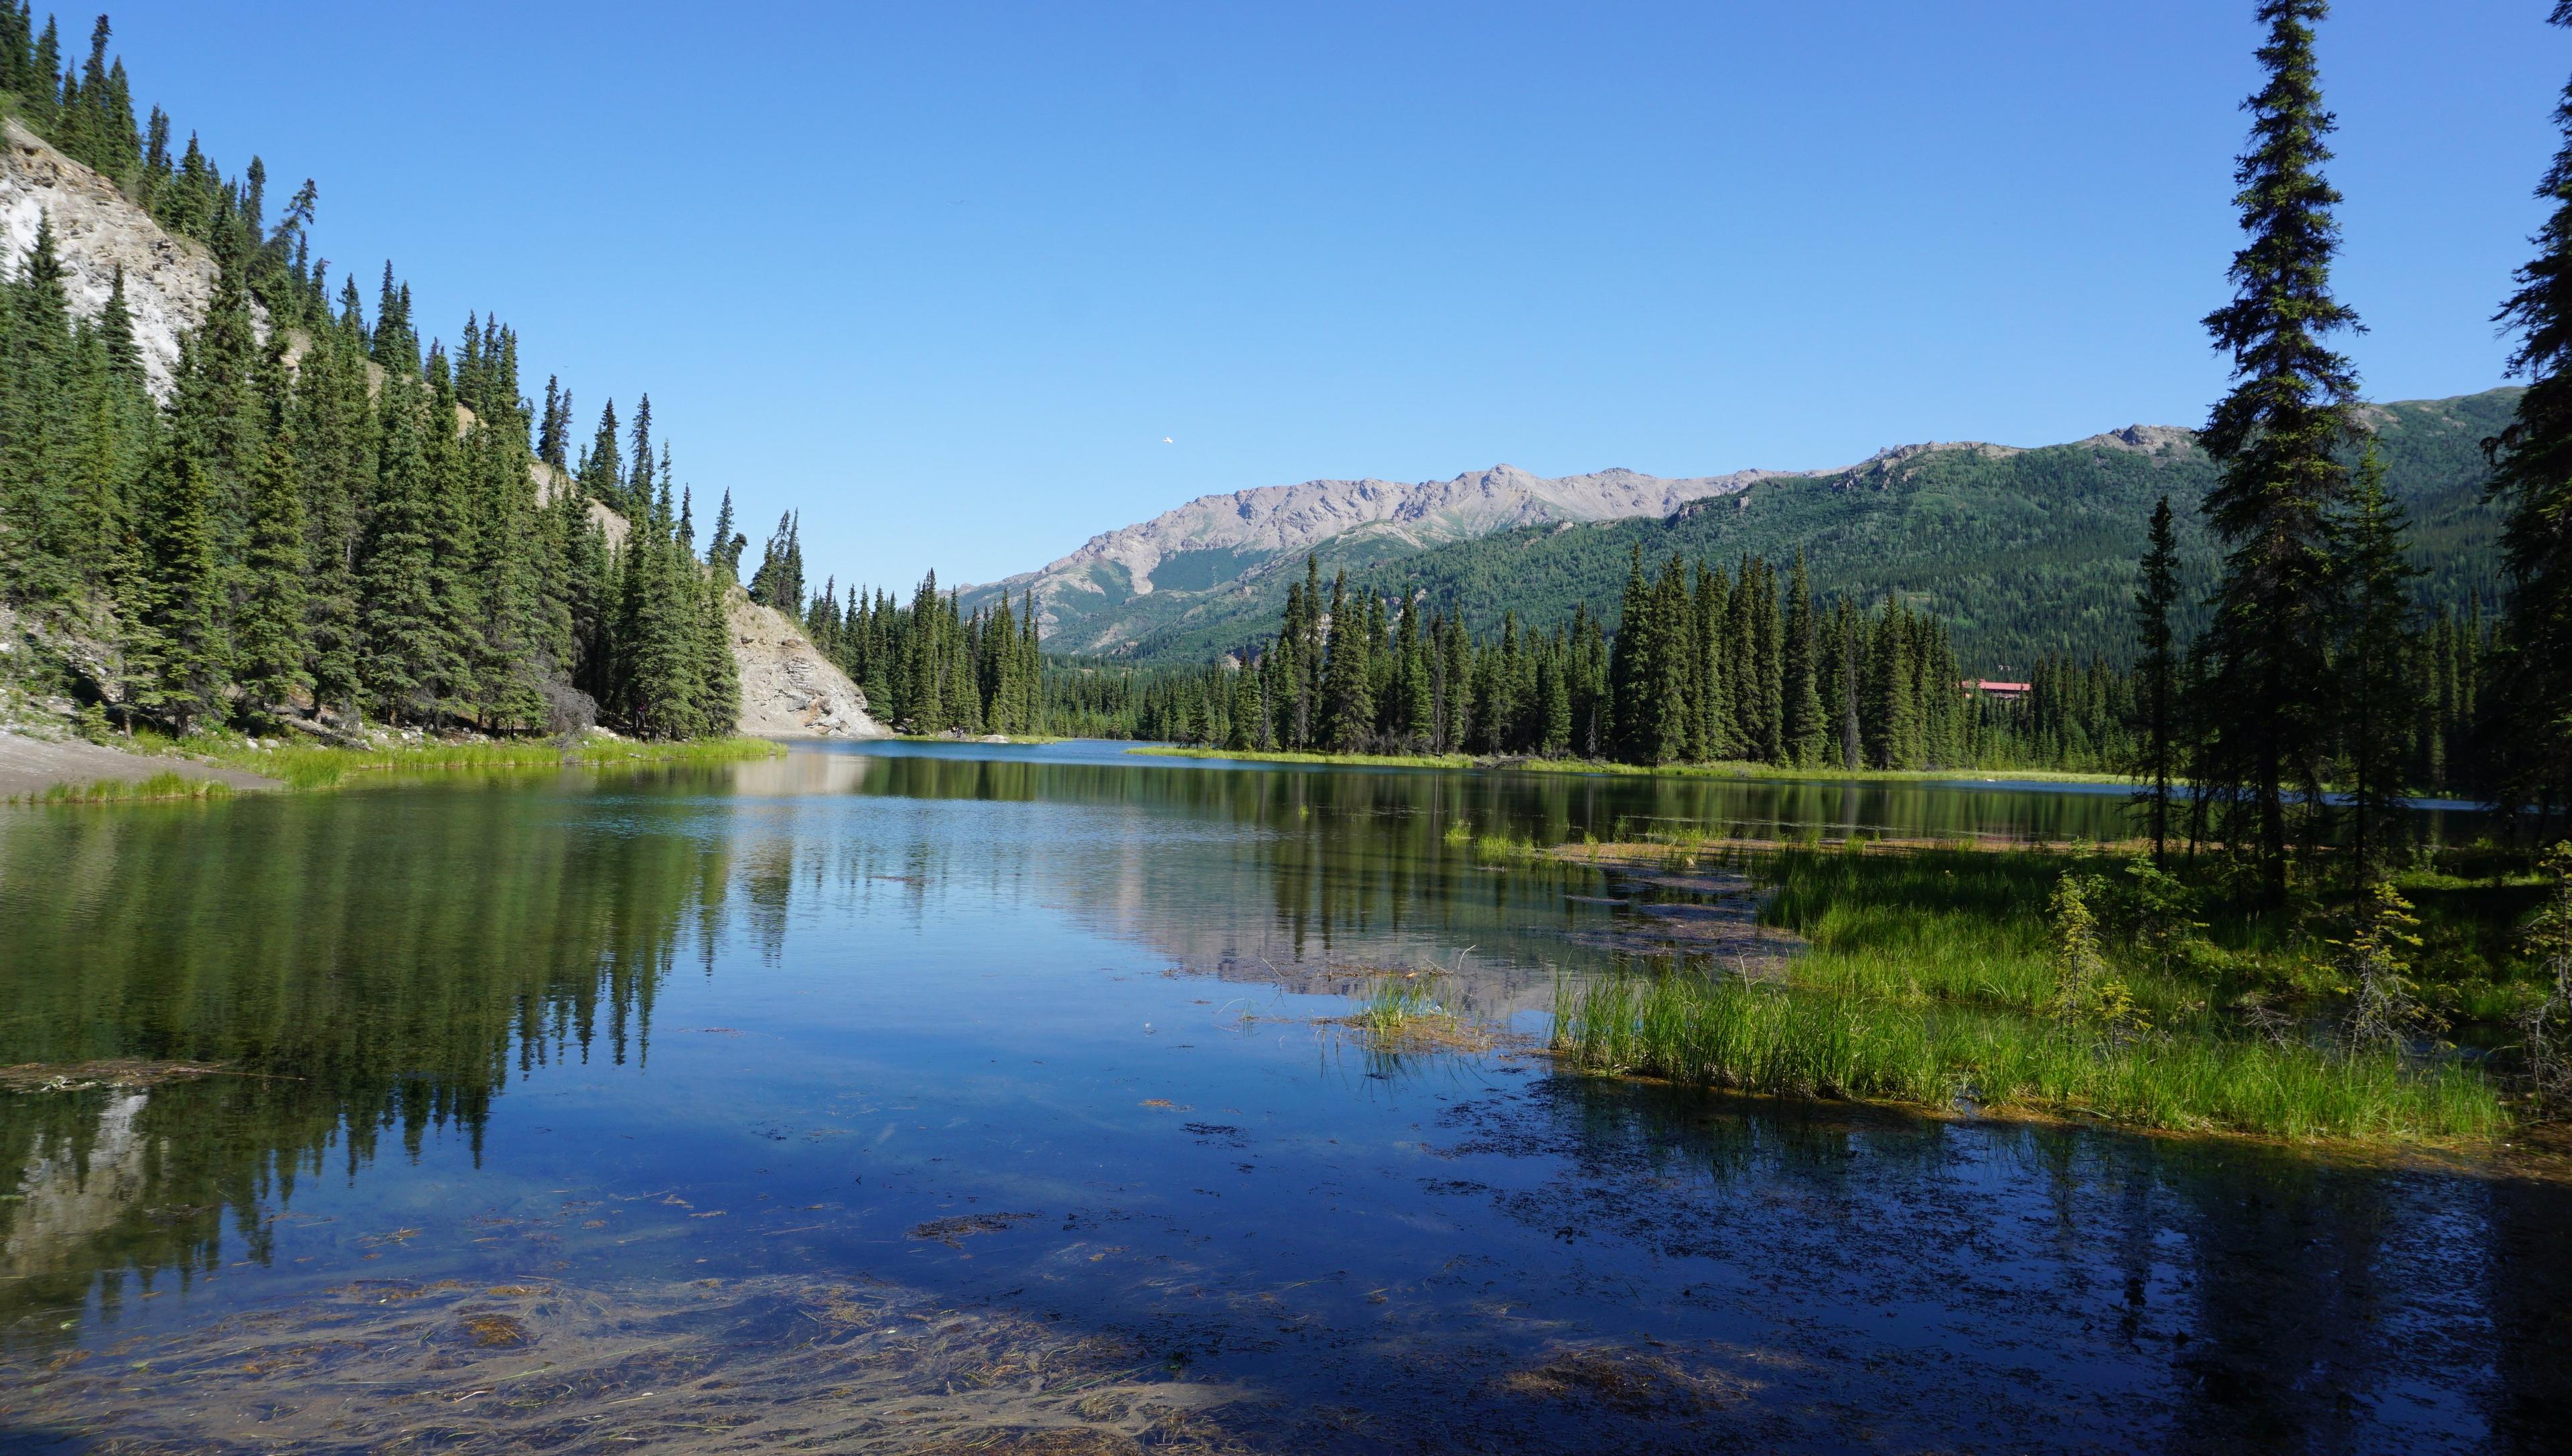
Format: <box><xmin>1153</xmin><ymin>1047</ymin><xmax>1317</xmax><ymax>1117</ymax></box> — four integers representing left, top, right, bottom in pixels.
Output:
<box><xmin>1553</xmin><ymin>973</ymin><xmax>2504</xmax><ymax>1142</ymax></box>
<box><xmin>0</xmin><ymin>1059</ymin><xmax>226</xmax><ymax>1092</ymax></box>
<box><xmin>157</xmin><ymin>729</ymin><xmax>784</xmax><ymax>790</ymax></box>
<box><xmin>15</xmin><ymin>770</ymin><xmax>235</xmax><ymax>805</ymax></box>
<box><xmin>1552</xmin><ymin>843</ymin><xmax>2518</xmax><ymax>1143</ymax></box>
<box><xmin>4</xmin><ymin>1272</ymin><xmax>1236</xmax><ymax>1451</ymax></box>
<box><xmin>1334</xmin><ymin>971</ymin><xmax>1495</xmax><ymax>1055</ymax></box>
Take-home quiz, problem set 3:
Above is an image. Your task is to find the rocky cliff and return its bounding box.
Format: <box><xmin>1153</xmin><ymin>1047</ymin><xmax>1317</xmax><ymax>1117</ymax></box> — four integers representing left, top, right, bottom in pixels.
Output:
<box><xmin>1</xmin><ymin>119</ymin><xmax>223</xmax><ymax>398</ymax></box>
<box><xmin>727</xmin><ymin>585</ymin><xmax>888</xmax><ymax>739</ymax></box>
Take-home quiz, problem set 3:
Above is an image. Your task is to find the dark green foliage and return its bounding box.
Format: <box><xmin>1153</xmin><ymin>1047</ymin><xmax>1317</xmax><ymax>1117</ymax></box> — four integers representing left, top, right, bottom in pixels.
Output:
<box><xmin>1321</xmin><ymin>570</ymin><xmax>1374</xmax><ymax>751</ymax></box>
<box><xmin>2338</xmin><ymin>447</ymin><xmax>2420</xmax><ymax>879</ymax></box>
<box><xmin>2133</xmin><ymin>497</ymin><xmax>2184</xmax><ymax>864</ymax></box>
<box><xmin>0</xmin><ymin>19</ymin><xmax>743</xmax><ymax>743</ymax></box>
<box><xmin>2196</xmin><ymin>0</ymin><xmax>2364</xmax><ymax>901</ymax></box>
<box><xmin>1143</xmin><ymin>545</ymin><xmax>1996</xmax><ymax>771</ymax></box>
<box><xmin>745</xmin><ymin>510</ymin><xmax>802</xmax><ymax>610</ymax></box>
<box><xmin>133</xmin><ymin>452</ymin><xmax>226</xmax><ymax>728</ymax></box>
<box><xmin>2486</xmin><ymin>1</ymin><xmax>2572</xmax><ymax>829</ymax></box>
<box><xmin>232</xmin><ymin>428</ymin><xmax>309</xmax><ymax>721</ymax></box>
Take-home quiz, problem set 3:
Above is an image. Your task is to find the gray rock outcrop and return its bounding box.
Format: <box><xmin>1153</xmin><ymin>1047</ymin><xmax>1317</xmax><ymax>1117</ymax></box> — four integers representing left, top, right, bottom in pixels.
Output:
<box><xmin>1</xmin><ymin>119</ymin><xmax>224</xmax><ymax>399</ymax></box>
<box><xmin>727</xmin><ymin>586</ymin><xmax>889</xmax><ymax>739</ymax></box>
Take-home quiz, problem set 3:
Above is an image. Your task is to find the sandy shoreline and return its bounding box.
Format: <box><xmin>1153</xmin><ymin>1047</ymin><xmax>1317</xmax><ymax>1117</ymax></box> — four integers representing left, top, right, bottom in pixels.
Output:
<box><xmin>0</xmin><ymin>731</ymin><xmax>280</xmax><ymax>798</ymax></box>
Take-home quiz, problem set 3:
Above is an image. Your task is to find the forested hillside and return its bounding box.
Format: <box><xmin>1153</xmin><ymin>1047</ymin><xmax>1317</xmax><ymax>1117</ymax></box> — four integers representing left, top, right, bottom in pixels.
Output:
<box><xmin>0</xmin><ymin>11</ymin><xmax>753</xmax><ymax>741</ymax></box>
<box><xmin>1108</xmin><ymin>390</ymin><xmax>2515</xmax><ymax>671</ymax></box>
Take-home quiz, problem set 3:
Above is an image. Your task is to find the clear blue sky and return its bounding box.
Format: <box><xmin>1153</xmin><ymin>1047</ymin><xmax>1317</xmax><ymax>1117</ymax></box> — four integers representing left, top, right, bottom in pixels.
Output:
<box><xmin>84</xmin><ymin>1</ymin><xmax>2572</xmax><ymax>591</ymax></box>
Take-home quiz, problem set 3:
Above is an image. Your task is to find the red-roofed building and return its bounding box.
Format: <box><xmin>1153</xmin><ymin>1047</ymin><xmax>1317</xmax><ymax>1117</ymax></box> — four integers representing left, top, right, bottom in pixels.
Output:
<box><xmin>1962</xmin><ymin>679</ymin><xmax>2031</xmax><ymax>701</ymax></box>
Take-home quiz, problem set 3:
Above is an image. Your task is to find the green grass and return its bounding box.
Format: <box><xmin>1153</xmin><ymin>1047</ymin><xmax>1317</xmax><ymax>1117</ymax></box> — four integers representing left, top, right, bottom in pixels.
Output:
<box><xmin>1131</xmin><ymin>745</ymin><xmax>1477</xmax><ymax>769</ymax></box>
<box><xmin>1547</xmin><ymin>843</ymin><xmax>2521</xmax><ymax>1145</ymax></box>
<box><xmin>1552</xmin><ymin>974</ymin><xmax>2504</xmax><ymax>1143</ymax></box>
<box><xmin>12</xmin><ymin>772</ymin><xmax>236</xmax><ymax>806</ymax></box>
<box><xmin>122</xmin><ymin>729</ymin><xmax>784</xmax><ymax>791</ymax></box>
<box><xmin>1354</xmin><ymin>974</ymin><xmax>1446</xmax><ymax>1036</ymax></box>
<box><xmin>1126</xmin><ymin>743</ymin><xmax>2127</xmax><ymax>785</ymax></box>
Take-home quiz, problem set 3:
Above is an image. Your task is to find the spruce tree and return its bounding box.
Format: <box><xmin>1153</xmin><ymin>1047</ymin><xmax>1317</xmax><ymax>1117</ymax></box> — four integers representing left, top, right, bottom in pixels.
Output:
<box><xmin>2338</xmin><ymin>446</ymin><xmax>2419</xmax><ymax>878</ymax></box>
<box><xmin>1835</xmin><ymin>600</ymin><xmax>1865</xmax><ymax>770</ymax></box>
<box><xmin>695</xmin><ymin>551</ymin><xmax>740</xmax><ymax>735</ymax></box>
<box><xmin>1323</xmin><ymin>569</ymin><xmax>1374</xmax><ymax>751</ymax></box>
<box><xmin>135</xmin><ymin>453</ymin><xmax>228</xmax><ymax>729</ymax></box>
<box><xmin>1782</xmin><ymin>551</ymin><xmax>1827</xmax><ymax>766</ymax></box>
<box><xmin>578</xmin><ymin>400</ymin><xmax>622</xmax><ymax>506</ymax></box>
<box><xmin>1693</xmin><ymin>562</ymin><xmax>1731</xmax><ymax>761</ymax></box>
<box><xmin>2487</xmin><ymin>1</ymin><xmax>2572</xmax><ymax>827</ymax></box>
<box><xmin>1750</xmin><ymin>559</ymin><xmax>1785</xmax><ymax>763</ymax></box>
<box><xmin>1607</xmin><ymin>547</ymin><xmax>1652</xmax><ymax>761</ymax></box>
<box><xmin>2197</xmin><ymin>0</ymin><xmax>2364</xmax><ymax>901</ymax></box>
<box><xmin>0</xmin><ymin>212</ymin><xmax>72</xmax><ymax>603</ymax></box>
<box><xmin>2132</xmin><ymin>496</ymin><xmax>2185</xmax><ymax>865</ymax></box>
<box><xmin>358</xmin><ymin>370</ymin><xmax>451</xmax><ymax>721</ymax></box>
<box><xmin>233</xmin><ymin>429</ymin><xmax>311</xmax><ymax>723</ymax></box>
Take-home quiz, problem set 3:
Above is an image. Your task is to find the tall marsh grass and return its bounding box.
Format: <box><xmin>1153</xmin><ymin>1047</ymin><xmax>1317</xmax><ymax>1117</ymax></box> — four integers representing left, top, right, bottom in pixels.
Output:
<box><xmin>1549</xmin><ymin>843</ymin><xmax>2512</xmax><ymax>1143</ymax></box>
<box><xmin>177</xmin><ymin>732</ymin><xmax>783</xmax><ymax>790</ymax></box>
<box><xmin>17</xmin><ymin>772</ymin><xmax>234</xmax><ymax>805</ymax></box>
<box><xmin>1553</xmin><ymin>974</ymin><xmax>2504</xmax><ymax>1141</ymax></box>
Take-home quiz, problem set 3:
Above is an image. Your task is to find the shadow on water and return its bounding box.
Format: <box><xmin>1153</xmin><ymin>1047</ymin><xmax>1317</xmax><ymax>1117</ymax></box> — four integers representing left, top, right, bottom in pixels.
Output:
<box><xmin>0</xmin><ymin>745</ymin><xmax>2559</xmax><ymax>1453</ymax></box>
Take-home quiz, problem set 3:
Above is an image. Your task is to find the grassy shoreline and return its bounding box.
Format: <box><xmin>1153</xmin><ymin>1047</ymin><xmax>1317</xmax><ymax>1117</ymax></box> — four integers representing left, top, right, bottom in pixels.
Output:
<box><xmin>1545</xmin><ymin>841</ymin><xmax>2525</xmax><ymax>1147</ymax></box>
<box><xmin>9</xmin><ymin>728</ymin><xmax>784</xmax><ymax>798</ymax></box>
<box><xmin>1125</xmin><ymin>743</ymin><xmax>2130</xmax><ymax>786</ymax></box>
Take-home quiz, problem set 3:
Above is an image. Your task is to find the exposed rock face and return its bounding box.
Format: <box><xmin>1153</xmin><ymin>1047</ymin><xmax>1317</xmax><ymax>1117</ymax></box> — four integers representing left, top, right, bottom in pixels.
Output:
<box><xmin>727</xmin><ymin>586</ymin><xmax>889</xmax><ymax>739</ymax></box>
<box><xmin>532</xmin><ymin>460</ymin><xmax>631</xmax><ymax>549</ymax></box>
<box><xmin>2082</xmin><ymin>423</ymin><xmax>2200</xmax><ymax>456</ymax></box>
<box><xmin>1</xmin><ymin>119</ymin><xmax>226</xmax><ymax>399</ymax></box>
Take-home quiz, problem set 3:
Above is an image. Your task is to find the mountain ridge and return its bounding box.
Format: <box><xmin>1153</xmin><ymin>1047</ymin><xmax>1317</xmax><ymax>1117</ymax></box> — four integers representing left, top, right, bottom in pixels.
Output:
<box><xmin>959</xmin><ymin>419</ymin><xmax>2218</xmax><ymax>656</ymax></box>
<box><xmin>956</xmin><ymin>461</ymin><xmax>1811</xmax><ymax>650</ymax></box>
<box><xmin>970</xmin><ymin>391</ymin><xmax>2511</xmax><ymax>670</ymax></box>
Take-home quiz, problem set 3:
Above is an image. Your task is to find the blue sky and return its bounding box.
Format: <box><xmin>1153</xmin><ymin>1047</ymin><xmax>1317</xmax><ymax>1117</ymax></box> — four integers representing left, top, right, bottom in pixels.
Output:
<box><xmin>84</xmin><ymin>1</ymin><xmax>2572</xmax><ymax>590</ymax></box>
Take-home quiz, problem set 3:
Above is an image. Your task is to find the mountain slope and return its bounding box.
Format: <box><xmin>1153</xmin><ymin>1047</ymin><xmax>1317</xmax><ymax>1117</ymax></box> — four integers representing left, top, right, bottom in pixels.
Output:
<box><xmin>1074</xmin><ymin>391</ymin><xmax>2515</xmax><ymax>671</ymax></box>
<box><xmin>2</xmin><ymin>117</ymin><xmax>221</xmax><ymax>396</ymax></box>
<box><xmin>3</xmin><ymin>115</ymin><xmax>881</xmax><ymax>739</ymax></box>
<box><xmin>956</xmin><ymin>462</ymin><xmax>1808</xmax><ymax>652</ymax></box>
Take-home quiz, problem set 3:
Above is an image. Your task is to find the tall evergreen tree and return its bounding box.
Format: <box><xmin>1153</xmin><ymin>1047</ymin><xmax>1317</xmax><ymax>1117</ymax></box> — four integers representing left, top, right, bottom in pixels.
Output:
<box><xmin>134</xmin><ymin>453</ymin><xmax>227</xmax><ymax>729</ymax></box>
<box><xmin>2486</xmin><ymin>1</ymin><xmax>2572</xmax><ymax>830</ymax></box>
<box><xmin>1322</xmin><ymin>570</ymin><xmax>1374</xmax><ymax>752</ymax></box>
<box><xmin>2338</xmin><ymin>446</ymin><xmax>2419</xmax><ymax>879</ymax></box>
<box><xmin>1782</xmin><ymin>551</ymin><xmax>1827</xmax><ymax>766</ymax></box>
<box><xmin>2131</xmin><ymin>496</ymin><xmax>2185</xmax><ymax>865</ymax></box>
<box><xmin>2196</xmin><ymin>0</ymin><xmax>2364</xmax><ymax>901</ymax></box>
<box><xmin>232</xmin><ymin>429</ymin><xmax>310</xmax><ymax>723</ymax></box>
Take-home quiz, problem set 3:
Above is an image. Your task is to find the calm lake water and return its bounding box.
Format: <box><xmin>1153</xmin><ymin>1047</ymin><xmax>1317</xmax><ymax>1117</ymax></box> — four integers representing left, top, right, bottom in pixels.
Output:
<box><xmin>0</xmin><ymin>742</ymin><xmax>2561</xmax><ymax>1453</ymax></box>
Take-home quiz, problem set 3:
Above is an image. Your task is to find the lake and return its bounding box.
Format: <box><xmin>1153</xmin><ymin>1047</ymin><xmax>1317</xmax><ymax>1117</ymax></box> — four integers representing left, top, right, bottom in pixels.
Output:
<box><xmin>0</xmin><ymin>741</ymin><xmax>2561</xmax><ymax>1453</ymax></box>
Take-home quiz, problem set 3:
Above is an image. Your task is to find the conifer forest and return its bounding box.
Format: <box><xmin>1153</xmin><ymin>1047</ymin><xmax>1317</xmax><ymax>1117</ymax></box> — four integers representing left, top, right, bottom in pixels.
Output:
<box><xmin>0</xmin><ymin>7</ymin><xmax>736</xmax><ymax>740</ymax></box>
